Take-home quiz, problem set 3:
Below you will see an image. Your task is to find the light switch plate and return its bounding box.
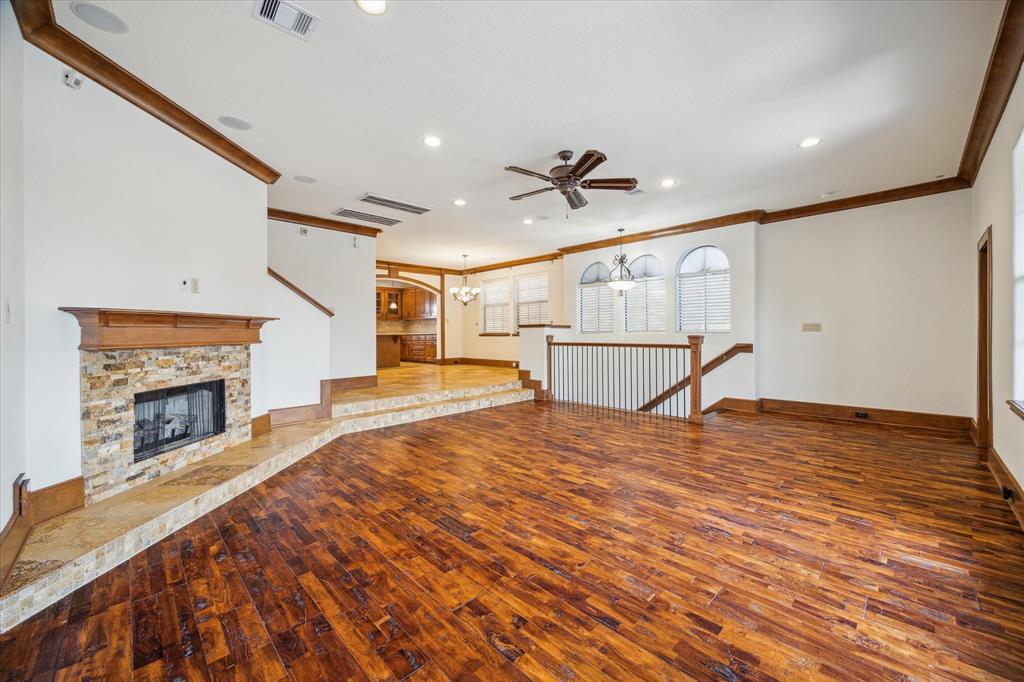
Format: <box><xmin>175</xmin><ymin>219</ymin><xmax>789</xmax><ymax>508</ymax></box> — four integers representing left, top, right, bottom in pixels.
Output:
<box><xmin>802</xmin><ymin>322</ymin><xmax>822</xmax><ymax>332</ymax></box>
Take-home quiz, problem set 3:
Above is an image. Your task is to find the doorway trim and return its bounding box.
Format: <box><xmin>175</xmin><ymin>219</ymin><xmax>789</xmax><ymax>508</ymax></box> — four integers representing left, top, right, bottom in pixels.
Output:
<box><xmin>977</xmin><ymin>226</ymin><xmax>993</xmax><ymax>448</ymax></box>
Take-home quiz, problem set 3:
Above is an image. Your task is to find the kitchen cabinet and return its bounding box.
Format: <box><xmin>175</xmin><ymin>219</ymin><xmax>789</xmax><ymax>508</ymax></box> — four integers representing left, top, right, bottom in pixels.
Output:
<box><xmin>399</xmin><ymin>334</ymin><xmax>437</xmax><ymax>362</ymax></box>
<box><xmin>378</xmin><ymin>287</ymin><xmax>438</xmax><ymax>320</ymax></box>
<box><xmin>376</xmin><ymin>335</ymin><xmax>401</xmax><ymax>368</ymax></box>
<box><xmin>401</xmin><ymin>288</ymin><xmax>418</xmax><ymax>319</ymax></box>
<box><xmin>376</xmin><ymin>287</ymin><xmax>402</xmax><ymax>319</ymax></box>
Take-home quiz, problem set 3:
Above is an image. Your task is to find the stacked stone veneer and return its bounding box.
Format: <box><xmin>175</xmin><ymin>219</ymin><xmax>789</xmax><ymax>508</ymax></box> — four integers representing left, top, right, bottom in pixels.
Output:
<box><xmin>80</xmin><ymin>344</ymin><xmax>251</xmax><ymax>502</ymax></box>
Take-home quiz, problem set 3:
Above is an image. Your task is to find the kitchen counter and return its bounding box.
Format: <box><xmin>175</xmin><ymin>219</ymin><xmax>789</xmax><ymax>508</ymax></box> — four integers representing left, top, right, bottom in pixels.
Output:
<box><xmin>376</xmin><ymin>332</ymin><xmax>435</xmax><ymax>336</ymax></box>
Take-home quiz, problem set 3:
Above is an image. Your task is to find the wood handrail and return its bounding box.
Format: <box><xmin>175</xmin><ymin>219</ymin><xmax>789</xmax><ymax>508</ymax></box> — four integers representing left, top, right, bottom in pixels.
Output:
<box><xmin>639</xmin><ymin>343</ymin><xmax>753</xmax><ymax>412</ymax></box>
<box><xmin>548</xmin><ymin>341</ymin><xmax>691</xmax><ymax>350</ymax></box>
<box><xmin>267</xmin><ymin>268</ymin><xmax>334</xmax><ymax>317</ymax></box>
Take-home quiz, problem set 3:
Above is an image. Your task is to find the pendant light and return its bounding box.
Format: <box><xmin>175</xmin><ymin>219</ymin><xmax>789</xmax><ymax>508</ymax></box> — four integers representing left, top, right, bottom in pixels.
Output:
<box><xmin>450</xmin><ymin>255</ymin><xmax>482</xmax><ymax>305</ymax></box>
<box><xmin>606</xmin><ymin>228</ymin><xmax>636</xmax><ymax>294</ymax></box>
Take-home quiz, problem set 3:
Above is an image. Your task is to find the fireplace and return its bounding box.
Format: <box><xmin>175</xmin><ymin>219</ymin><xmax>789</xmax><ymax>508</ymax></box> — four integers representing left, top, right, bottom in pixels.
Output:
<box><xmin>133</xmin><ymin>380</ymin><xmax>226</xmax><ymax>462</ymax></box>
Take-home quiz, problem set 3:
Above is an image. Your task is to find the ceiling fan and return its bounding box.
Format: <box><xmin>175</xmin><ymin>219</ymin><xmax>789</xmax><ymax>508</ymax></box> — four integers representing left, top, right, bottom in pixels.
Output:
<box><xmin>504</xmin><ymin>149</ymin><xmax>638</xmax><ymax>210</ymax></box>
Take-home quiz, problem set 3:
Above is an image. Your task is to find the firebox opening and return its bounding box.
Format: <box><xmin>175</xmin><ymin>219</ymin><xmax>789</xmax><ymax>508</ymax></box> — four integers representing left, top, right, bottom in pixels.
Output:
<box><xmin>133</xmin><ymin>379</ymin><xmax>226</xmax><ymax>463</ymax></box>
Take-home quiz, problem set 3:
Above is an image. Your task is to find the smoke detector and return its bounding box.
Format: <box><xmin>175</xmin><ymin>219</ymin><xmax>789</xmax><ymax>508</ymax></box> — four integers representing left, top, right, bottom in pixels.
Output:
<box><xmin>252</xmin><ymin>0</ymin><xmax>320</xmax><ymax>41</ymax></box>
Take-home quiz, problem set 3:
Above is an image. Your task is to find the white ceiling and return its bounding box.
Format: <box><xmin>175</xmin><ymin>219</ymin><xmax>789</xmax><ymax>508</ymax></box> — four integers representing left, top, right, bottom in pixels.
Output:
<box><xmin>54</xmin><ymin>0</ymin><xmax>1003</xmax><ymax>269</ymax></box>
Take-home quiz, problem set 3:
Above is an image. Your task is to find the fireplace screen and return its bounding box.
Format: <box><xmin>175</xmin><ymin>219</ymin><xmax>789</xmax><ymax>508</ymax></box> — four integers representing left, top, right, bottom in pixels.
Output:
<box><xmin>133</xmin><ymin>380</ymin><xmax>226</xmax><ymax>463</ymax></box>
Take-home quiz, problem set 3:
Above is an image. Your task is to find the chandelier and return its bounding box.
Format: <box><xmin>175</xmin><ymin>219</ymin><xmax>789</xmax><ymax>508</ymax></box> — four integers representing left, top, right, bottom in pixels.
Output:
<box><xmin>450</xmin><ymin>254</ymin><xmax>482</xmax><ymax>305</ymax></box>
<box><xmin>606</xmin><ymin>228</ymin><xmax>636</xmax><ymax>294</ymax></box>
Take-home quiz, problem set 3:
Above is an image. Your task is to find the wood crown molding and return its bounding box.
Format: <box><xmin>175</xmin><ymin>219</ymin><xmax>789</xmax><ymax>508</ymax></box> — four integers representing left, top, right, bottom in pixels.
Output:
<box><xmin>11</xmin><ymin>1</ymin><xmax>279</xmax><ymax>184</ymax></box>
<box><xmin>559</xmin><ymin>211</ymin><xmax>766</xmax><ymax>254</ymax></box>
<box><xmin>267</xmin><ymin>268</ymin><xmax>334</xmax><ymax>317</ymax></box>
<box><xmin>59</xmin><ymin>307</ymin><xmax>276</xmax><ymax>350</ymax></box>
<box><xmin>462</xmin><ymin>253</ymin><xmax>563</xmax><ymax>275</ymax></box>
<box><xmin>268</xmin><ymin>208</ymin><xmax>382</xmax><ymax>238</ymax></box>
<box><xmin>958</xmin><ymin>0</ymin><xmax>1024</xmax><ymax>185</ymax></box>
<box><xmin>376</xmin><ymin>260</ymin><xmax>461</xmax><ymax>276</ymax></box>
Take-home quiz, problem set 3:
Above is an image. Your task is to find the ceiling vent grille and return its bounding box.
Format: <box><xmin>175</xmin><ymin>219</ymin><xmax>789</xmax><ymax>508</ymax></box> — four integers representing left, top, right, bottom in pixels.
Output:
<box><xmin>331</xmin><ymin>208</ymin><xmax>402</xmax><ymax>227</ymax></box>
<box><xmin>252</xmin><ymin>0</ymin><xmax>320</xmax><ymax>41</ymax></box>
<box><xmin>358</xmin><ymin>193</ymin><xmax>431</xmax><ymax>215</ymax></box>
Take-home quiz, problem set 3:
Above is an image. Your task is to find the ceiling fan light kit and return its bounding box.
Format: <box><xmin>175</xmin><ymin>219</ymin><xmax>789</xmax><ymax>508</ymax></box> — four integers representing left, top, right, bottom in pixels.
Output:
<box><xmin>504</xmin><ymin>149</ymin><xmax>638</xmax><ymax>210</ymax></box>
<box><xmin>450</xmin><ymin>255</ymin><xmax>482</xmax><ymax>305</ymax></box>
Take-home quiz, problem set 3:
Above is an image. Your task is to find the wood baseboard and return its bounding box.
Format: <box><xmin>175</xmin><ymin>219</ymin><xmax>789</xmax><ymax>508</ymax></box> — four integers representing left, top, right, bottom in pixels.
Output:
<box><xmin>517</xmin><ymin>370</ymin><xmax>551</xmax><ymax>401</ymax></box>
<box><xmin>704</xmin><ymin>397</ymin><xmax>762</xmax><ymax>415</ymax></box>
<box><xmin>1</xmin><ymin>474</ymin><xmax>86</xmax><ymax>590</ymax></box>
<box><xmin>441</xmin><ymin>357</ymin><xmax>519</xmax><ymax>368</ymax></box>
<box><xmin>759</xmin><ymin>398</ymin><xmax>972</xmax><ymax>433</ymax></box>
<box><xmin>988</xmin><ymin>445</ymin><xmax>1024</xmax><ymax>532</ymax></box>
<box><xmin>330</xmin><ymin>375</ymin><xmax>378</xmax><ymax>391</ymax></box>
<box><xmin>269</xmin><ymin>380</ymin><xmax>332</xmax><ymax>427</ymax></box>
<box><xmin>251</xmin><ymin>413</ymin><xmax>271</xmax><ymax>438</ymax></box>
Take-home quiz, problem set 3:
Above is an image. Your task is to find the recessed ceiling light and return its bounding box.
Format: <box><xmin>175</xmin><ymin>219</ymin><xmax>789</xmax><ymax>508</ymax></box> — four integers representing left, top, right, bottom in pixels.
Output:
<box><xmin>453</xmin><ymin>198</ymin><xmax>466</xmax><ymax>206</ymax></box>
<box><xmin>355</xmin><ymin>0</ymin><xmax>387</xmax><ymax>15</ymax></box>
<box><xmin>217</xmin><ymin>116</ymin><xmax>252</xmax><ymax>131</ymax></box>
<box><xmin>293</xmin><ymin>175</ymin><xmax>317</xmax><ymax>184</ymax></box>
<box><xmin>70</xmin><ymin>2</ymin><xmax>128</xmax><ymax>34</ymax></box>
<box><xmin>523</xmin><ymin>218</ymin><xmax>534</xmax><ymax>225</ymax></box>
<box><xmin>798</xmin><ymin>137</ymin><xmax>821</xmax><ymax>148</ymax></box>
<box><xmin>423</xmin><ymin>135</ymin><xmax>442</xmax><ymax>148</ymax></box>
<box><xmin>659</xmin><ymin>178</ymin><xmax>676</xmax><ymax>188</ymax></box>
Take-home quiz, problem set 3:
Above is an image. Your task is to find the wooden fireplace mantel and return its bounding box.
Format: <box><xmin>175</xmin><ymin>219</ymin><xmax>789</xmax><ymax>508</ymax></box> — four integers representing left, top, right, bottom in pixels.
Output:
<box><xmin>59</xmin><ymin>307</ymin><xmax>277</xmax><ymax>351</ymax></box>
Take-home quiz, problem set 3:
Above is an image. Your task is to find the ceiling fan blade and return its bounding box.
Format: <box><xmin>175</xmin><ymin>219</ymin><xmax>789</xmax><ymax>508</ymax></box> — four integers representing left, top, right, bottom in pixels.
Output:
<box><xmin>580</xmin><ymin>177</ymin><xmax>638</xmax><ymax>191</ymax></box>
<box><xmin>509</xmin><ymin>187</ymin><xmax>555</xmax><ymax>201</ymax></box>
<box><xmin>569</xmin><ymin>149</ymin><xmax>607</xmax><ymax>178</ymax></box>
<box><xmin>565</xmin><ymin>188</ymin><xmax>588</xmax><ymax>210</ymax></box>
<box><xmin>505</xmin><ymin>165</ymin><xmax>552</xmax><ymax>182</ymax></box>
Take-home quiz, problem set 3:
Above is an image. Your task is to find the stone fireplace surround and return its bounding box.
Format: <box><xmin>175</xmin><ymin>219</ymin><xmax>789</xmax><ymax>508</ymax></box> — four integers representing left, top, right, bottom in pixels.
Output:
<box><xmin>60</xmin><ymin>308</ymin><xmax>275</xmax><ymax>502</ymax></box>
<box><xmin>80</xmin><ymin>344</ymin><xmax>251</xmax><ymax>502</ymax></box>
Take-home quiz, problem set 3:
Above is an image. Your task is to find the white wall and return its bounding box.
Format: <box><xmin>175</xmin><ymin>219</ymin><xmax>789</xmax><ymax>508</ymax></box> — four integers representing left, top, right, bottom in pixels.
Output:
<box><xmin>1</xmin><ymin>0</ymin><xmax>26</xmax><ymax>521</ymax></box>
<box><xmin>758</xmin><ymin>191</ymin><xmax>974</xmax><ymax>415</ymax></box>
<box><xmin>268</xmin><ymin>219</ymin><xmax>375</xmax><ymax>380</ymax></box>
<box><xmin>21</xmin><ymin>45</ymin><xmax>270</xmax><ymax>489</ymax></box>
<box><xmin>265</xmin><ymin>276</ymin><xmax>330</xmax><ymax>409</ymax></box>
<box><xmin>970</xmin><ymin>70</ymin><xmax>1024</xmax><ymax>486</ymax></box>
<box><xmin>560</xmin><ymin>223</ymin><xmax>758</xmax><ymax>407</ymax></box>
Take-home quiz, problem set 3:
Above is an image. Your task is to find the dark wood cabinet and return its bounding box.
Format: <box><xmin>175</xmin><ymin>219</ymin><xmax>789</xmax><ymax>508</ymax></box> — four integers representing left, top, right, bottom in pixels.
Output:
<box><xmin>376</xmin><ymin>335</ymin><xmax>400</xmax><ymax>368</ymax></box>
<box><xmin>378</xmin><ymin>286</ymin><xmax>437</xmax><ymax>320</ymax></box>
<box><xmin>399</xmin><ymin>334</ymin><xmax>437</xmax><ymax>362</ymax></box>
<box><xmin>401</xmin><ymin>288</ymin><xmax>418</xmax><ymax>319</ymax></box>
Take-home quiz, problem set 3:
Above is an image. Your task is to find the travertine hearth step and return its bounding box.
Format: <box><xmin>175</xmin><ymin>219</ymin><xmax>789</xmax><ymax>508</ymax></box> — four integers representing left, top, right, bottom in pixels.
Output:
<box><xmin>332</xmin><ymin>380</ymin><xmax>523</xmax><ymax>417</ymax></box>
<box><xmin>0</xmin><ymin>386</ymin><xmax>533</xmax><ymax>632</ymax></box>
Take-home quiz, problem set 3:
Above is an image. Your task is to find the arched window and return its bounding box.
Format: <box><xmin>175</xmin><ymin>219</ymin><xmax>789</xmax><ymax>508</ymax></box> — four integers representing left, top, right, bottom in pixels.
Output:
<box><xmin>579</xmin><ymin>262</ymin><xmax>613</xmax><ymax>333</ymax></box>
<box><xmin>624</xmin><ymin>255</ymin><xmax>666</xmax><ymax>332</ymax></box>
<box><xmin>677</xmin><ymin>246</ymin><xmax>730</xmax><ymax>332</ymax></box>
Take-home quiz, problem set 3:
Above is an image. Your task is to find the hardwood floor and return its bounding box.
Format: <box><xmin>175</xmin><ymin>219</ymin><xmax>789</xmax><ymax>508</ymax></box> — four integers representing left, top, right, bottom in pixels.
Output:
<box><xmin>2</xmin><ymin>403</ymin><xmax>1022</xmax><ymax>681</ymax></box>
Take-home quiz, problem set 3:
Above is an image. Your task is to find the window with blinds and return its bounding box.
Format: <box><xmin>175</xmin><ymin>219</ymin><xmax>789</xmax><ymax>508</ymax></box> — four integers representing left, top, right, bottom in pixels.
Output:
<box><xmin>579</xmin><ymin>285</ymin><xmax>613</xmax><ymax>333</ymax></box>
<box><xmin>677</xmin><ymin>246</ymin><xmax>731</xmax><ymax>332</ymax></box>
<box><xmin>482</xmin><ymin>279</ymin><xmax>510</xmax><ymax>333</ymax></box>
<box><xmin>516</xmin><ymin>273</ymin><xmax>549</xmax><ymax>327</ymax></box>
<box><xmin>625</xmin><ymin>279</ymin><xmax>667</xmax><ymax>332</ymax></box>
<box><xmin>624</xmin><ymin>254</ymin><xmax>666</xmax><ymax>332</ymax></box>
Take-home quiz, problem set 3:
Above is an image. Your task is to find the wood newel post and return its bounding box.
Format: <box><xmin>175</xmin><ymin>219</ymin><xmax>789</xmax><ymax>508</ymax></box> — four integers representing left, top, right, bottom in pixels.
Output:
<box><xmin>687</xmin><ymin>335</ymin><xmax>704</xmax><ymax>424</ymax></box>
<box><xmin>545</xmin><ymin>335</ymin><xmax>554</xmax><ymax>399</ymax></box>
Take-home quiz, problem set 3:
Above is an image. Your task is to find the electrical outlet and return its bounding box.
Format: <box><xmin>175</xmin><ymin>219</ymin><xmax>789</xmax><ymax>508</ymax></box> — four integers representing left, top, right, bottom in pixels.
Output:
<box><xmin>854</xmin><ymin>412</ymin><xmax>869</xmax><ymax>419</ymax></box>
<box><xmin>802</xmin><ymin>322</ymin><xmax>822</xmax><ymax>332</ymax></box>
<box><xmin>178</xmin><ymin>278</ymin><xmax>189</xmax><ymax>291</ymax></box>
<box><xmin>190</xmin><ymin>277</ymin><xmax>200</xmax><ymax>294</ymax></box>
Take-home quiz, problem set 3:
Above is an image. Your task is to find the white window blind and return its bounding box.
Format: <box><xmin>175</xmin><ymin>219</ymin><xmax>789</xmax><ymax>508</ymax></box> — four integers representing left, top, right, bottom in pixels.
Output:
<box><xmin>624</xmin><ymin>278</ymin><xmax>667</xmax><ymax>332</ymax></box>
<box><xmin>579</xmin><ymin>285</ymin><xmax>613</xmax><ymax>333</ymax></box>
<box><xmin>677</xmin><ymin>269</ymin><xmax>731</xmax><ymax>332</ymax></box>
<box><xmin>482</xmin><ymin>279</ymin><xmax>510</xmax><ymax>333</ymax></box>
<box><xmin>516</xmin><ymin>273</ymin><xmax>549</xmax><ymax>327</ymax></box>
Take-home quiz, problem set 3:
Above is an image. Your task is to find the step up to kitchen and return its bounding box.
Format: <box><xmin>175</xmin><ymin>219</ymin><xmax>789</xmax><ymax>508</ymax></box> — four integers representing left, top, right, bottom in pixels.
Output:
<box><xmin>0</xmin><ymin>384</ymin><xmax>533</xmax><ymax>632</ymax></box>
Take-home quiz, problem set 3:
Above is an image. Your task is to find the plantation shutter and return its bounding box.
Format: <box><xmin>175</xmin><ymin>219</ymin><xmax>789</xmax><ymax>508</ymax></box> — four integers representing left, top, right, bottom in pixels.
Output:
<box><xmin>579</xmin><ymin>285</ymin><xmax>613</xmax><ymax>333</ymax></box>
<box><xmin>624</xmin><ymin>278</ymin><xmax>667</xmax><ymax>332</ymax></box>
<box><xmin>677</xmin><ymin>269</ymin><xmax>730</xmax><ymax>332</ymax></box>
<box><xmin>482</xmin><ymin>279</ymin><xmax>510</xmax><ymax>333</ymax></box>
<box><xmin>516</xmin><ymin>273</ymin><xmax>549</xmax><ymax>327</ymax></box>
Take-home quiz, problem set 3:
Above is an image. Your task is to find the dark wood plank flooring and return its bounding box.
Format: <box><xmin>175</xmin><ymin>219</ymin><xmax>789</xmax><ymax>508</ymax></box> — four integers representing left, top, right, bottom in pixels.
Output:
<box><xmin>2</xmin><ymin>403</ymin><xmax>1023</xmax><ymax>681</ymax></box>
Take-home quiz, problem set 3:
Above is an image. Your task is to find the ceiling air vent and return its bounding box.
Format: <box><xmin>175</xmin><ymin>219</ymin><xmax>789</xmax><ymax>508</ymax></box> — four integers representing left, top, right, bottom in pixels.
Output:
<box><xmin>331</xmin><ymin>208</ymin><xmax>402</xmax><ymax>227</ymax></box>
<box><xmin>252</xmin><ymin>0</ymin><xmax>320</xmax><ymax>41</ymax></box>
<box><xmin>358</xmin><ymin>193</ymin><xmax>431</xmax><ymax>215</ymax></box>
